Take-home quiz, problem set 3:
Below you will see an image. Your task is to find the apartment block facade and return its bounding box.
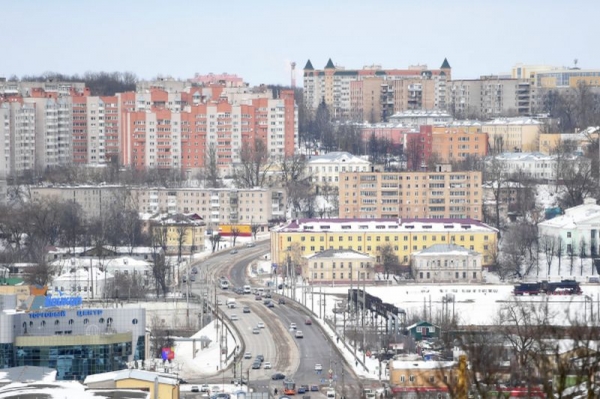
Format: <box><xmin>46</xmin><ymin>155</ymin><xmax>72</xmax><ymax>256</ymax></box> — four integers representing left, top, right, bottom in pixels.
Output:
<box><xmin>304</xmin><ymin>58</ymin><xmax>451</xmax><ymax>122</ymax></box>
<box><xmin>270</xmin><ymin>218</ymin><xmax>498</xmax><ymax>268</ymax></box>
<box><xmin>338</xmin><ymin>166</ymin><xmax>483</xmax><ymax>220</ymax></box>
<box><xmin>131</xmin><ymin>187</ymin><xmax>286</xmax><ymax>227</ymax></box>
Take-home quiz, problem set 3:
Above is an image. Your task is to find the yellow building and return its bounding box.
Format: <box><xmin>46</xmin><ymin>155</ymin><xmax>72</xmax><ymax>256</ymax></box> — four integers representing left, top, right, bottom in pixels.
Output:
<box><xmin>481</xmin><ymin>117</ymin><xmax>543</xmax><ymax>153</ymax></box>
<box><xmin>388</xmin><ymin>356</ymin><xmax>459</xmax><ymax>396</ymax></box>
<box><xmin>84</xmin><ymin>369</ymin><xmax>179</xmax><ymax>399</ymax></box>
<box><xmin>271</xmin><ymin>218</ymin><xmax>498</xmax><ymax>268</ymax></box>
<box><xmin>149</xmin><ymin>214</ymin><xmax>205</xmax><ymax>255</ymax></box>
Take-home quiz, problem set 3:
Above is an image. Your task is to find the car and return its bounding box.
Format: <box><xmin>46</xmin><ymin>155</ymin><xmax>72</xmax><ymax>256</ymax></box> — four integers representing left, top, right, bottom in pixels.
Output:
<box><xmin>191</xmin><ymin>266</ymin><xmax>198</xmax><ymax>274</ymax></box>
<box><xmin>230</xmin><ymin>314</ymin><xmax>238</xmax><ymax>321</ymax></box>
<box><xmin>310</xmin><ymin>385</ymin><xmax>319</xmax><ymax>392</ymax></box>
<box><xmin>244</xmin><ymin>352</ymin><xmax>252</xmax><ymax>359</ymax></box>
<box><xmin>295</xmin><ymin>330</ymin><xmax>304</xmax><ymax>338</ymax></box>
<box><xmin>255</xmin><ymin>295</ymin><xmax>262</xmax><ymax>301</ymax></box>
<box><xmin>256</xmin><ymin>354</ymin><xmax>264</xmax><ymax>362</ymax></box>
<box><xmin>271</xmin><ymin>373</ymin><xmax>286</xmax><ymax>380</ymax></box>
<box><xmin>214</xmin><ymin>394</ymin><xmax>231</xmax><ymax>399</ymax></box>
<box><xmin>190</xmin><ymin>274</ymin><xmax>196</xmax><ymax>282</ymax></box>
<box><xmin>231</xmin><ymin>378</ymin><xmax>248</xmax><ymax>385</ymax></box>
<box><xmin>245</xmin><ymin>242</ymin><xmax>256</xmax><ymax>247</ymax></box>
<box><xmin>315</xmin><ymin>363</ymin><xmax>323</xmax><ymax>371</ymax></box>
<box><xmin>300</xmin><ymin>384</ymin><xmax>309</xmax><ymax>391</ymax></box>
<box><xmin>200</xmin><ymin>384</ymin><xmax>210</xmax><ymax>392</ymax></box>
<box><xmin>267</xmin><ymin>301</ymin><xmax>275</xmax><ymax>308</ymax></box>
<box><xmin>263</xmin><ymin>361</ymin><xmax>272</xmax><ymax>369</ymax></box>
<box><xmin>264</xmin><ymin>292</ymin><xmax>272</xmax><ymax>298</ymax></box>
<box><xmin>243</xmin><ymin>306</ymin><xmax>251</xmax><ymax>313</ymax></box>
<box><xmin>217</xmin><ymin>299</ymin><xmax>223</xmax><ymax>305</ymax></box>
<box><xmin>278</xmin><ymin>298</ymin><xmax>286</xmax><ymax>305</ymax></box>
<box><xmin>263</xmin><ymin>298</ymin><xmax>271</xmax><ymax>305</ymax></box>
<box><xmin>326</xmin><ymin>389</ymin><xmax>336</xmax><ymax>398</ymax></box>
<box><xmin>253</xmin><ymin>327</ymin><xmax>260</xmax><ymax>334</ymax></box>
<box><xmin>305</xmin><ymin>318</ymin><xmax>312</xmax><ymax>325</ymax></box>
<box><xmin>366</xmin><ymin>393</ymin><xmax>377</xmax><ymax>399</ymax></box>
<box><xmin>257</xmin><ymin>322</ymin><xmax>265</xmax><ymax>329</ymax></box>
<box><xmin>297</xmin><ymin>386</ymin><xmax>307</xmax><ymax>394</ymax></box>
<box><xmin>289</xmin><ymin>322</ymin><xmax>297</xmax><ymax>330</ymax></box>
<box><xmin>230</xmin><ymin>250</ymin><xmax>238</xmax><ymax>254</ymax></box>
<box><xmin>182</xmin><ymin>275</ymin><xmax>187</xmax><ymax>282</ymax></box>
<box><xmin>252</xmin><ymin>362</ymin><xmax>261</xmax><ymax>369</ymax></box>
<box><xmin>191</xmin><ymin>385</ymin><xmax>199</xmax><ymax>392</ymax></box>
<box><xmin>211</xmin><ymin>385</ymin><xmax>222</xmax><ymax>393</ymax></box>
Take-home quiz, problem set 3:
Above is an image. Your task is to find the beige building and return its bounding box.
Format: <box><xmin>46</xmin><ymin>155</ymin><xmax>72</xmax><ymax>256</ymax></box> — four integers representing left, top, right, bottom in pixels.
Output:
<box><xmin>411</xmin><ymin>243</ymin><xmax>483</xmax><ymax>283</ymax></box>
<box><xmin>389</xmin><ymin>356</ymin><xmax>459</xmax><ymax>396</ymax></box>
<box><xmin>482</xmin><ymin>117</ymin><xmax>543</xmax><ymax>153</ymax></box>
<box><xmin>303</xmin><ymin>249</ymin><xmax>375</xmax><ymax>284</ymax></box>
<box><xmin>338</xmin><ymin>166</ymin><xmax>483</xmax><ymax>220</ymax></box>
<box><xmin>85</xmin><ymin>369</ymin><xmax>180</xmax><ymax>399</ymax></box>
<box><xmin>30</xmin><ymin>185</ymin><xmax>127</xmax><ymax>219</ymax></box>
<box><xmin>132</xmin><ymin>187</ymin><xmax>286</xmax><ymax>228</ymax></box>
<box><xmin>147</xmin><ymin>213</ymin><xmax>206</xmax><ymax>254</ymax></box>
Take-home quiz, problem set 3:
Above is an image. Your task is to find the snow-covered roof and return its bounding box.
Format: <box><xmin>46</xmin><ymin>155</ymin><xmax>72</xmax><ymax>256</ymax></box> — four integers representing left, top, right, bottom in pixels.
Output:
<box><xmin>391</xmin><ymin>360</ymin><xmax>456</xmax><ymax>370</ymax></box>
<box><xmin>47</xmin><ymin>246</ymin><xmax>159</xmax><ymax>256</ymax></box>
<box><xmin>307</xmin><ymin>151</ymin><xmax>370</xmax><ymax>164</ymax></box>
<box><xmin>53</xmin><ymin>267</ymin><xmax>114</xmax><ymax>282</ymax></box>
<box><xmin>390</xmin><ymin>110</ymin><xmax>453</xmax><ymax>118</ymax></box>
<box><xmin>305</xmin><ymin>249</ymin><xmax>374</xmax><ymax>260</ymax></box>
<box><xmin>84</xmin><ymin>369</ymin><xmax>178</xmax><ymax>386</ymax></box>
<box><xmin>51</xmin><ymin>257</ymin><xmax>151</xmax><ymax>270</ymax></box>
<box><xmin>490</xmin><ymin>152</ymin><xmax>553</xmax><ymax>161</ymax></box>
<box><xmin>413</xmin><ymin>244</ymin><xmax>480</xmax><ymax>256</ymax></box>
<box><xmin>0</xmin><ymin>381</ymin><xmax>151</xmax><ymax>399</ymax></box>
<box><xmin>0</xmin><ymin>366</ymin><xmax>57</xmax><ymax>383</ymax></box>
<box><xmin>275</xmin><ymin>218</ymin><xmax>497</xmax><ymax>234</ymax></box>
<box><xmin>484</xmin><ymin>117</ymin><xmax>542</xmax><ymax>125</ymax></box>
<box><xmin>539</xmin><ymin>199</ymin><xmax>600</xmax><ymax>229</ymax></box>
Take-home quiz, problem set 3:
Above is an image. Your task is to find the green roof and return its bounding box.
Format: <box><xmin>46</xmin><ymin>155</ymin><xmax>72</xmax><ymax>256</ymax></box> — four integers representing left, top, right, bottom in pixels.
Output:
<box><xmin>304</xmin><ymin>59</ymin><xmax>314</xmax><ymax>70</ymax></box>
<box><xmin>0</xmin><ymin>278</ymin><xmax>24</xmax><ymax>286</ymax></box>
<box><xmin>333</xmin><ymin>70</ymin><xmax>358</xmax><ymax>76</ymax></box>
<box><xmin>441</xmin><ymin>58</ymin><xmax>451</xmax><ymax>69</ymax></box>
<box><xmin>375</xmin><ymin>70</ymin><xmax>387</xmax><ymax>76</ymax></box>
<box><xmin>325</xmin><ymin>58</ymin><xmax>335</xmax><ymax>69</ymax></box>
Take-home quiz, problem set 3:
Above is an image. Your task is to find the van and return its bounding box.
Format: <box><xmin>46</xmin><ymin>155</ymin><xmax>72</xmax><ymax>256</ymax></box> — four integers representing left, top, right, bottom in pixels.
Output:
<box><xmin>226</xmin><ymin>298</ymin><xmax>236</xmax><ymax>308</ymax></box>
<box><xmin>326</xmin><ymin>389</ymin><xmax>336</xmax><ymax>398</ymax></box>
<box><xmin>243</xmin><ymin>285</ymin><xmax>251</xmax><ymax>294</ymax></box>
<box><xmin>257</xmin><ymin>287</ymin><xmax>264</xmax><ymax>295</ymax></box>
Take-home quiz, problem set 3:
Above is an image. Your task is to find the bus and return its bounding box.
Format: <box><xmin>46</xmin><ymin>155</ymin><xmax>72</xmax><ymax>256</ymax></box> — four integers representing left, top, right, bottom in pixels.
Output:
<box><xmin>283</xmin><ymin>379</ymin><xmax>296</xmax><ymax>395</ymax></box>
<box><xmin>220</xmin><ymin>279</ymin><xmax>230</xmax><ymax>290</ymax></box>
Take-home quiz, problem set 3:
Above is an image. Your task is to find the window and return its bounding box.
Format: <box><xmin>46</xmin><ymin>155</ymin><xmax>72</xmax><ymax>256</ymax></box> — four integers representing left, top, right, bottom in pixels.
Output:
<box><xmin>567</xmin><ymin>232</ymin><xmax>571</xmax><ymax>238</ymax></box>
<box><xmin>409</xmin><ymin>375</ymin><xmax>416</xmax><ymax>382</ymax></box>
<box><xmin>400</xmin><ymin>375</ymin><xmax>405</xmax><ymax>382</ymax></box>
<box><xmin>132</xmin><ymin>318</ymin><xmax>138</xmax><ymax>325</ymax></box>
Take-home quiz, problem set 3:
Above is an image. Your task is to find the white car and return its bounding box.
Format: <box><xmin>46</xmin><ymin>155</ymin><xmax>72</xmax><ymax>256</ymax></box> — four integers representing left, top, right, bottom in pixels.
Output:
<box><xmin>244</xmin><ymin>352</ymin><xmax>252</xmax><ymax>359</ymax></box>
<box><xmin>295</xmin><ymin>330</ymin><xmax>304</xmax><ymax>338</ymax></box>
<box><xmin>257</xmin><ymin>322</ymin><xmax>265</xmax><ymax>329</ymax></box>
<box><xmin>211</xmin><ymin>385</ymin><xmax>222</xmax><ymax>393</ymax></box>
<box><xmin>263</xmin><ymin>361</ymin><xmax>272</xmax><ymax>369</ymax></box>
<box><xmin>289</xmin><ymin>322</ymin><xmax>297</xmax><ymax>330</ymax></box>
<box><xmin>200</xmin><ymin>384</ymin><xmax>210</xmax><ymax>392</ymax></box>
<box><xmin>230</xmin><ymin>314</ymin><xmax>238</xmax><ymax>321</ymax></box>
<box><xmin>326</xmin><ymin>389</ymin><xmax>336</xmax><ymax>398</ymax></box>
<box><xmin>315</xmin><ymin>363</ymin><xmax>323</xmax><ymax>372</ymax></box>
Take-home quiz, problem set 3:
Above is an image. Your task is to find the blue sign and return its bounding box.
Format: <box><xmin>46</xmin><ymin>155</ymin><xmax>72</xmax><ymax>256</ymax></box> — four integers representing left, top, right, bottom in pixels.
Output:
<box><xmin>44</xmin><ymin>296</ymin><xmax>83</xmax><ymax>308</ymax></box>
<box><xmin>29</xmin><ymin>310</ymin><xmax>66</xmax><ymax>319</ymax></box>
<box><xmin>77</xmin><ymin>309</ymin><xmax>103</xmax><ymax>317</ymax></box>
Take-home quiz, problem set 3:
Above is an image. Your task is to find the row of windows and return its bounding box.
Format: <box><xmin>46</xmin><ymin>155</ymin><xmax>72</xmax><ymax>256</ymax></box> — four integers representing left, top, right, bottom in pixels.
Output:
<box><xmin>292</xmin><ymin>235</ymin><xmax>487</xmax><ymax>242</ymax></box>
<box><xmin>312</xmin><ymin>272</ymin><xmax>370</xmax><ymax>279</ymax></box>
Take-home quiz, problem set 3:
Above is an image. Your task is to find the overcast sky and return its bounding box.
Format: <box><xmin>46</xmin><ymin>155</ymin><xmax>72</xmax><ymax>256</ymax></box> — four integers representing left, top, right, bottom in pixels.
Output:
<box><xmin>2</xmin><ymin>0</ymin><xmax>598</xmax><ymax>86</ymax></box>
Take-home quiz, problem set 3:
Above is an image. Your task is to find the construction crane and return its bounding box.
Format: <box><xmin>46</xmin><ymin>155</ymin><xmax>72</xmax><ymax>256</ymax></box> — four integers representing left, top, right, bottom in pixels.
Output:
<box><xmin>291</xmin><ymin>61</ymin><xmax>296</xmax><ymax>88</ymax></box>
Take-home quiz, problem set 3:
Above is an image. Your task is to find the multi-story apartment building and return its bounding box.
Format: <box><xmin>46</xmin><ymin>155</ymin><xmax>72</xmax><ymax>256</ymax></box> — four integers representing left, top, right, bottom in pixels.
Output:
<box><xmin>270</xmin><ymin>218</ymin><xmax>498</xmax><ymax>268</ymax></box>
<box><xmin>131</xmin><ymin>187</ymin><xmax>286</xmax><ymax>228</ymax></box>
<box><xmin>304</xmin><ymin>59</ymin><xmax>451</xmax><ymax>122</ymax></box>
<box><xmin>388</xmin><ymin>110</ymin><xmax>454</xmax><ymax>126</ymax></box>
<box><xmin>431</xmin><ymin>126</ymin><xmax>489</xmax><ymax>163</ymax></box>
<box><xmin>0</xmin><ymin>79</ymin><xmax>87</xmax><ymax>97</ymax></box>
<box><xmin>306</xmin><ymin>151</ymin><xmax>371</xmax><ymax>188</ymax></box>
<box><xmin>29</xmin><ymin>185</ymin><xmax>127</xmax><ymax>219</ymax></box>
<box><xmin>7</xmin><ymin>101</ymin><xmax>36</xmax><ymax>174</ymax></box>
<box><xmin>482</xmin><ymin>117</ymin><xmax>543</xmax><ymax>153</ymax></box>
<box><xmin>447</xmin><ymin>76</ymin><xmax>532</xmax><ymax>119</ymax></box>
<box><xmin>0</xmin><ymin>105</ymin><xmax>10</xmax><ymax>178</ymax></box>
<box><xmin>338</xmin><ymin>165</ymin><xmax>482</xmax><ymax>220</ymax></box>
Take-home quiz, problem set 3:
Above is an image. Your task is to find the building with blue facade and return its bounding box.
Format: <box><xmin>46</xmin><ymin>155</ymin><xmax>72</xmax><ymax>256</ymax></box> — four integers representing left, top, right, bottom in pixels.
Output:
<box><xmin>0</xmin><ymin>294</ymin><xmax>146</xmax><ymax>381</ymax></box>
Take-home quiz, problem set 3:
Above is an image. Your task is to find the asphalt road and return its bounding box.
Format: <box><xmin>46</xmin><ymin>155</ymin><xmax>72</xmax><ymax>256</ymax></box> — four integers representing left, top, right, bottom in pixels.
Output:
<box><xmin>224</xmin><ymin>243</ymin><xmax>361</xmax><ymax>398</ymax></box>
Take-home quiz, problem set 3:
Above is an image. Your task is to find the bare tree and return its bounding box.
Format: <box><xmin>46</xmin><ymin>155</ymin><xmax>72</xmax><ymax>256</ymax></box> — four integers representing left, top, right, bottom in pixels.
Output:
<box><xmin>378</xmin><ymin>244</ymin><xmax>399</xmax><ymax>279</ymax></box>
<box><xmin>557</xmin><ymin>157</ymin><xmax>596</xmax><ymax>209</ymax></box>
<box><xmin>540</xmin><ymin>235</ymin><xmax>556</xmax><ymax>277</ymax></box>
<box><xmin>231</xmin><ymin>226</ymin><xmax>240</xmax><ymax>247</ymax></box>
<box><xmin>251</xmin><ymin>221</ymin><xmax>260</xmax><ymax>241</ymax></box>
<box><xmin>579</xmin><ymin>238</ymin><xmax>588</xmax><ymax>276</ymax></box>
<box><xmin>209</xmin><ymin>233</ymin><xmax>222</xmax><ymax>253</ymax></box>
<box><xmin>556</xmin><ymin>235</ymin><xmax>565</xmax><ymax>275</ymax></box>
<box><xmin>499</xmin><ymin>222</ymin><xmax>538</xmax><ymax>278</ymax></box>
<box><xmin>200</xmin><ymin>143</ymin><xmax>222</xmax><ymax>188</ymax></box>
<box><xmin>483</xmin><ymin>156</ymin><xmax>509</xmax><ymax>232</ymax></box>
<box><xmin>233</xmin><ymin>138</ymin><xmax>274</xmax><ymax>188</ymax></box>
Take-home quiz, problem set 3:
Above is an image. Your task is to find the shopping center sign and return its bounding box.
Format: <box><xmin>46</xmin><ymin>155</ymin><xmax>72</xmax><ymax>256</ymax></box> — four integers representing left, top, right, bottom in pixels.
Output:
<box><xmin>44</xmin><ymin>296</ymin><xmax>83</xmax><ymax>307</ymax></box>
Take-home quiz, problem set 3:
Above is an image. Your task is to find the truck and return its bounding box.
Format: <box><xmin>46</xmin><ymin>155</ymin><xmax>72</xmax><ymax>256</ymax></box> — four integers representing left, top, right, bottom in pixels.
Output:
<box><xmin>226</xmin><ymin>298</ymin><xmax>236</xmax><ymax>308</ymax></box>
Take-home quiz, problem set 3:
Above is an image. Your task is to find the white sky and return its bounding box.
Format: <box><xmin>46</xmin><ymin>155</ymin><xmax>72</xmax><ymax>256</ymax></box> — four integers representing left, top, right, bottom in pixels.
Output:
<box><xmin>2</xmin><ymin>0</ymin><xmax>599</xmax><ymax>85</ymax></box>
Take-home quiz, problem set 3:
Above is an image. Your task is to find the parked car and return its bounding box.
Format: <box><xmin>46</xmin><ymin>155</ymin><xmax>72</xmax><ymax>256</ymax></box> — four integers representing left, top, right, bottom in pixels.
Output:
<box><xmin>191</xmin><ymin>386</ymin><xmax>199</xmax><ymax>392</ymax></box>
<box><xmin>245</xmin><ymin>242</ymin><xmax>256</xmax><ymax>247</ymax></box>
<box><xmin>271</xmin><ymin>373</ymin><xmax>286</xmax><ymax>380</ymax></box>
<box><xmin>211</xmin><ymin>386</ymin><xmax>222</xmax><ymax>393</ymax></box>
<box><xmin>200</xmin><ymin>384</ymin><xmax>210</xmax><ymax>392</ymax></box>
<box><xmin>190</xmin><ymin>274</ymin><xmax>196</xmax><ymax>282</ymax></box>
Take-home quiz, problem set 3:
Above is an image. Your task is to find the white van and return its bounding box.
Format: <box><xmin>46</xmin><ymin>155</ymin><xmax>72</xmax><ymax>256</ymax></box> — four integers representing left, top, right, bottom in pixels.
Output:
<box><xmin>226</xmin><ymin>298</ymin><xmax>236</xmax><ymax>308</ymax></box>
<box><xmin>326</xmin><ymin>389</ymin><xmax>336</xmax><ymax>398</ymax></box>
<box><xmin>257</xmin><ymin>287</ymin><xmax>264</xmax><ymax>295</ymax></box>
<box><xmin>243</xmin><ymin>285</ymin><xmax>251</xmax><ymax>294</ymax></box>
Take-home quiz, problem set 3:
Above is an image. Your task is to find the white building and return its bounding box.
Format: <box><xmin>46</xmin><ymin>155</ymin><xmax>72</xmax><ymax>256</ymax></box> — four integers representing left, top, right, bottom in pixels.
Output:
<box><xmin>306</xmin><ymin>151</ymin><xmax>371</xmax><ymax>187</ymax></box>
<box><xmin>388</xmin><ymin>110</ymin><xmax>453</xmax><ymax>126</ymax></box>
<box><xmin>486</xmin><ymin>152</ymin><xmax>586</xmax><ymax>181</ymax></box>
<box><xmin>538</xmin><ymin>198</ymin><xmax>600</xmax><ymax>257</ymax></box>
<box><xmin>411</xmin><ymin>243</ymin><xmax>483</xmax><ymax>283</ymax></box>
<box><xmin>51</xmin><ymin>267</ymin><xmax>114</xmax><ymax>300</ymax></box>
<box><xmin>51</xmin><ymin>257</ymin><xmax>151</xmax><ymax>278</ymax></box>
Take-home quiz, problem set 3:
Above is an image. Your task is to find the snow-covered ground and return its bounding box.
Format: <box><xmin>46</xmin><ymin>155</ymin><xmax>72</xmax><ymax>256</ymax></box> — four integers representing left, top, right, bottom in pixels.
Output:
<box><xmin>174</xmin><ymin>319</ymin><xmax>238</xmax><ymax>380</ymax></box>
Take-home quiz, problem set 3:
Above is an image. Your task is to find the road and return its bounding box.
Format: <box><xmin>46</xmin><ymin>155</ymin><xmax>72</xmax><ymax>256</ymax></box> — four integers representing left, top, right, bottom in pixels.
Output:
<box><xmin>225</xmin><ymin>245</ymin><xmax>361</xmax><ymax>398</ymax></box>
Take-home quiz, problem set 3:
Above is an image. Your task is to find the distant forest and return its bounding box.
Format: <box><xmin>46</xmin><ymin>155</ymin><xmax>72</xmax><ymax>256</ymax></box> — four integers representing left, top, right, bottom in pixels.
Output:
<box><xmin>8</xmin><ymin>71</ymin><xmax>137</xmax><ymax>96</ymax></box>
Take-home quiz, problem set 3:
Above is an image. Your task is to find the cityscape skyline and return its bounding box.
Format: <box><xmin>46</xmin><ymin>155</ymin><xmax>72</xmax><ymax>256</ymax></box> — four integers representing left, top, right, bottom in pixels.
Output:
<box><xmin>2</xmin><ymin>0</ymin><xmax>599</xmax><ymax>86</ymax></box>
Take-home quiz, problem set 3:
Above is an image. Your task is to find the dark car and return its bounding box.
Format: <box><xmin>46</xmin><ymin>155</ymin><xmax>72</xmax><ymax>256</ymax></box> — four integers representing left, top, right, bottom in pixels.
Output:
<box><xmin>256</xmin><ymin>354</ymin><xmax>264</xmax><ymax>362</ymax></box>
<box><xmin>243</xmin><ymin>306</ymin><xmax>251</xmax><ymax>313</ymax></box>
<box><xmin>231</xmin><ymin>377</ymin><xmax>248</xmax><ymax>385</ymax></box>
<box><xmin>297</xmin><ymin>386</ymin><xmax>306</xmax><ymax>394</ymax></box>
<box><xmin>271</xmin><ymin>373</ymin><xmax>286</xmax><ymax>380</ymax></box>
<box><xmin>252</xmin><ymin>362</ymin><xmax>261</xmax><ymax>369</ymax></box>
<box><xmin>310</xmin><ymin>385</ymin><xmax>319</xmax><ymax>391</ymax></box>
<box><xmin>267</xmin><ymin>301</ymin><xmax>275</xmax><ymax>308</ymax></box>
<box><xmin>264</xmin><ymin>292</ymin><xmax>272</xmax><ymax>298</ymax></box>
<box><xmin>263</xmin><ymin>298</ymin><xmax>271</xmax><ymax>305</ymax></box>
<box><xmin>305</xmin><ymin>318</ymin><xmax>312</xmax><ymax>325</ymax></box>
<box><xmin>191</xmin><ymin>267</ymin><xmax>198</xmax><ymax>274</ymax></box>
<box><xmin>255</xmin><ymin>295</ymin><xmax>262</xmax><ymax>301</ymax></box>
<box><xmin>278</xmin><ymin>298</ymin><xmax>286</xmax><ymax>305</ymax></box>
